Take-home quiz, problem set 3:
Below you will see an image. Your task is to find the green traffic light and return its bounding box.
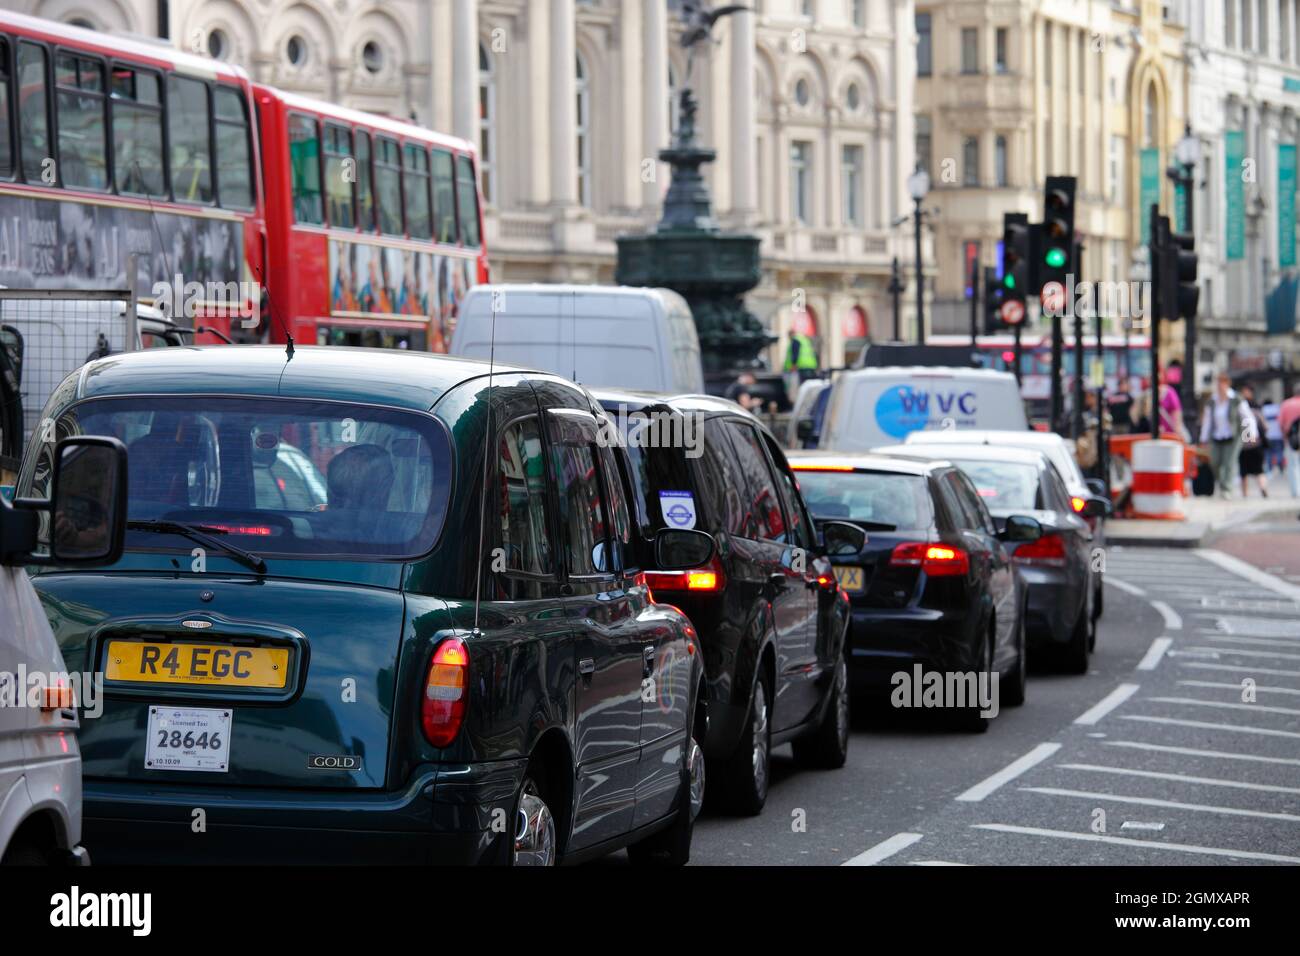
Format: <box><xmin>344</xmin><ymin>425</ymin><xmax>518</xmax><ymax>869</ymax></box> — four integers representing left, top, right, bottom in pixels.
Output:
<box><xmin>1003</xmin><ymin>274</ymin><xmax>1016</xmax><ymax>290</ymax></box>
<box><xmin>1044</xmin><ymin>247</ymin><xmax>1067</xmax><ymax>268</ymax></box>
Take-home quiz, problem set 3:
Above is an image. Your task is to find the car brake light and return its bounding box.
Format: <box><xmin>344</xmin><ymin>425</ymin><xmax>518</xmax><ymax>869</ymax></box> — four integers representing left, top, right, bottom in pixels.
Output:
<box><xmin>421</xmin><ymin>638</ymin><xmax>468</xmax><ymax>747</ymax></box>
<box><xmin>40</xmin><ymin>679</ymin><xmax>75</xmax><ymax>711</ymax></box>
<box><xmin>791</xmin><ymin>464</ymin><xmax>855</xmax><ymax>472</ymax></box>
<box><xmin>646</xmin><ymin>556</ymin><xmax>726</xmax><ymax>593</ymax></box>
<box><xmin>889</xmin><ymin>542</ymin><xmax>970</xmax><ymax>577</ymax></box>
<box><xmin>1014</xmin><ymin>533</ymin><xmax>1068</xmax><ymax>567</ymax></box>
<box><xmin>1070</xmin><ymin>496</ymin><xmax>1086</xmax><ymax>513</ymax></box>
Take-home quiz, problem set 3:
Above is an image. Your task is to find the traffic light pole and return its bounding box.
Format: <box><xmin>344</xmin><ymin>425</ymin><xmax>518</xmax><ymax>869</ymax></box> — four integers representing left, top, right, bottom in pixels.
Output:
<box><xmin>914</xmin><ymin>199</ymin><xmax>926</xmax><ymax>344</ymax></box>
<box><xmin>1073</xmin><ymin>240</ymin><xmax>1086</xmax><ymax>443</ymax></box>
<box><xmin>969</xmin><ymin>255</ymin><xmax>979</xmax><ymax>348</ymax></box>
<box><xmin>1150</xmin><ymin>205</ymin><xmax>1163</xmax><ymax>442</ymax></box>
<box><xmin>890</xmin><ymin>257</ymin><xmax>903</xmax><ymax>341</ymax></box>
<box><xmin>1051</xmin><ymin>311</ymin><xmax>1064</xmax><ymax>432</ymax></box>
<box><xmin>1013</xmin><ymin>323</ymin><xmax>1022</xmax><ymax>387</ymax></box>
<box><xmin>1181</xmin><ymin>167</ymin><xmax>1197</xmax><ymax>423</ymax></box>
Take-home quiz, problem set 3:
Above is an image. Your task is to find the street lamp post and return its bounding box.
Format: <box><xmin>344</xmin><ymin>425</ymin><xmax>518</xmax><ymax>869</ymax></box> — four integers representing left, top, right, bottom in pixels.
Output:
<box><xmin>908</xmin><ymin>166</ymin><xmax>930</xmax><ymax>345</ymax></box>
<box><xmin>1168</xmin><ymin>124</ymin><xmax>1201</xmax><ymax>418</ymax></box>
<box><xmin>889</xmin><ymin>257</ymin><xmax>904</xmax><ymax>341</ymax></box>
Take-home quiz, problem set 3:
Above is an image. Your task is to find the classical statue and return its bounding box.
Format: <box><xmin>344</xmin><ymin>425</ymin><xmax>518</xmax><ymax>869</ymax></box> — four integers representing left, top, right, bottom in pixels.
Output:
<box><xmin>679</xmin><ymin>2</ymin><xmax>750</xmax><ymax>84</ymax></box>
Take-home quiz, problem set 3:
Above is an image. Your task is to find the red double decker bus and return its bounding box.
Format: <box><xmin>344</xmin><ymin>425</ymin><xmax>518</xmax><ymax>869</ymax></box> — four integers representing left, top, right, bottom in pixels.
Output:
<box><xmin>254</xmin><ymin>86</ymin><xmax>487</xmax><ymax>351</ymax></box>
<box><xmin>0</xmin><ymin>11</ymin><xmax>489</xmax><ymax>351</ymax></box>
<box><xmin>0</xmin><ymin>10</ymin><xmax>264</xmax><ymax>342</ymax></box>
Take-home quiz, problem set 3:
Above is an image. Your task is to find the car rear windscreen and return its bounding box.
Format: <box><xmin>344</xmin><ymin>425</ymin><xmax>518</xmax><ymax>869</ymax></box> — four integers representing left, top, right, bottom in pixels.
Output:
<box><xmin>36</xmin><ymin>397</ymin><xmax>452</xmax><ymax>558</ymax></box>
<box><xmin>796</xmin><ymin>470</ymin><xmax>932</xmax><ymax>531</ymax></box>
<box><xmin>947</xmin><ymin>459</ymin><xmax>1040</xmax><ymax>510</ymax></box>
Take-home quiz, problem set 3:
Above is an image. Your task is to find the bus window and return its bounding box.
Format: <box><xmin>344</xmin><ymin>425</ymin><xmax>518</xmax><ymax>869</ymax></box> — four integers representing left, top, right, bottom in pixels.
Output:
<box><xmin>0</xmin><ymin>39</ymin><xmax>11</xmax><ymax>177</ymax></box>
<box><xmin>55</xmin><ymin>53</ymin><xmax>107</xmax><ymax>190</ymax></box>
<box><xmin>214</xmin><ymin>86</ymin><xmax>253</xmax><ymax>210</ymax></box>
<box><xmin>17</xmin><ymin>42</ymin><xmax>48</xmax><ymax>184</ymax></box>
<box><xmin>355</xmin><ymin>131</ymin><xmax>373</xmax><ymax>230</ymax></box>
<box><xmin>373</xmin><ymin>136</ymin><xmax>402</xmax><ymax>235</ymax></box>
<box><xmin>288</xmin><ymin>112</ymin><xmax>321</xmax><ymax>224</ymax></box>
<box><xmin>168</xmin><ymin>75</ymin><xmax>212</xmax><ymax>203</ymax></box>
<box><xmin>323</xmin><ymin>123</ymin><xmax>353</xmax><ymax>227</ymax></box>
<box><xmin>431</xmin><ymin>148</ymin><xmax>455</xmax><ymax>244</ymax></box>
<box><xmin>111</xmin><ymin>66</ymin><xmax>164</xmax><ymax>197</ymax></box>
<box><xmin>403</xmin><ymin>143</ymin><xmax>431</xmax><ymax>239</ymax></box>
<box><xmin>455</xmin><ymin>154</ymin><xmax>481</xmax><ymax>248</ymax></box>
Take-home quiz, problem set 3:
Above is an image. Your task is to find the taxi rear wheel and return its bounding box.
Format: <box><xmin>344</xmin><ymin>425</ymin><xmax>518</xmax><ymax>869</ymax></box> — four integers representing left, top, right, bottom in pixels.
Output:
<box><xmin>627</xmin><ymin>734</ymin><xmax>703</xmax><ymax>867</ymax></box>
<box><xmin>792</xmin><ymin>655</ymin><xmax>850</xmax><ymax>769</ymax></box>
<box><xmin>512</xmin><ymin>773</ymin><xmax>557</xmax><ymax>867</ymax></box>
<box><xmin>715</xmin><ymin>672</ymin><xmax>771</xmax><ymax>816</ymax></box>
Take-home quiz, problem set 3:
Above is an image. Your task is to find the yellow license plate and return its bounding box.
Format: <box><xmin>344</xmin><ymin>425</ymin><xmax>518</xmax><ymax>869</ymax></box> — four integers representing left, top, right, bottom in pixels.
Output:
<box><xmin>105</xmin><ymin>641</ymin><xmax>290</xmax><ymax>689</ymax></box>
<box><xmin>833</xmin><ymin>566</ymin><xmax>867</xmax><ymax>592</ymax></box>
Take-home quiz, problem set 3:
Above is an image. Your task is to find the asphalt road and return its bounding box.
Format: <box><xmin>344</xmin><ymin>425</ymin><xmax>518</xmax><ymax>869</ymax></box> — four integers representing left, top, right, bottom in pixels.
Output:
<box><xmin>676</xmin><ymin>534</ymin><xmax>1300</xmax><ymax>866</ymax></box>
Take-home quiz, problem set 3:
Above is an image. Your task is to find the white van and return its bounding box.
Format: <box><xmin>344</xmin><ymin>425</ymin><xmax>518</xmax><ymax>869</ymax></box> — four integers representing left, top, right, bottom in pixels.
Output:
<box><xmin>1</xmin><ymin>435</ymin><xmax>128</xmax><ymax>865</ymax></box>
<box><xmin>817</xmin><ymin>367</ymin><xmax>1028</xmax><ymax>451</ymax></box>
<box><xmin>450</xmin><ymin>284</ymin><xmax>704</xmax><ymax>393</ymax></box>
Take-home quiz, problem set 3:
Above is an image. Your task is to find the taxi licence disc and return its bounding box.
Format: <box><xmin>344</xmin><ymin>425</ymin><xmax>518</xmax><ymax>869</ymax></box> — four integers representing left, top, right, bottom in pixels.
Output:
<box><xmin>105</xmin><ymin>640</ymin><xmax>290</xmax><ymax>689</ymax></box>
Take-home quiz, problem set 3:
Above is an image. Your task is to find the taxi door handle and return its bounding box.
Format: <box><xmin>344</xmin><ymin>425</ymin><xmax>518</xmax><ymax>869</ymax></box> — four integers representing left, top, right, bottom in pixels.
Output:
<box><xmin>768</xmin><ymin>572</ymin><xmax>788</xmax><ymax>591</ymax></box>
<box><xmin>643</xmin><ymin>645</ymin><xmax>657</xmax><ymax>678</ymax></box>
<box><xmin>579</xmin><ymin>658</ymin><xmax>595</xmax><ymax>681</ymax></box>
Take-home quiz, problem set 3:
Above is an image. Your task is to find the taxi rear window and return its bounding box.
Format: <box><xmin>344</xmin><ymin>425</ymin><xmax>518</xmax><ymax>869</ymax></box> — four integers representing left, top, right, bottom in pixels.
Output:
<box><xmin>36</xmin><ymin>397</ymin><xmax>452</xmax><ymax>559</ymax></box>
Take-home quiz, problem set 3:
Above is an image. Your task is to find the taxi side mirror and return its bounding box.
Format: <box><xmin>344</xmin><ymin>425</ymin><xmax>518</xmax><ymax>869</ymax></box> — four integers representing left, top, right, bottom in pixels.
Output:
<box><xmin>4</xmin><ymin>437</ymin><xmax>128</xmax><ymax>567</ymax></box>
<box><xmin>655</xmin><ymin>529</ymin><xmax>715</xmax><ymax>571</ymax></box>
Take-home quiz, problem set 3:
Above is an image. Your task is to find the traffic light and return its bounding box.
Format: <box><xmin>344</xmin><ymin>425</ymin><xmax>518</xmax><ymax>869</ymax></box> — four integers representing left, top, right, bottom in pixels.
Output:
<box><xmin>1040</xmin><ymin>176</ymin><xmax>1077</xmax><ymax>293</ymax></box>
<box><xmin>984</xmin><ymin>266</ymin><xmax>1004</xmax><ymax>334</ymax></box>
<box><xmin>1001</xmin><ymin>212</ymin><xmax>1033</xmax><ymax>305</ymax></box>
<box><xmin>1170</xmin><ymin>231</ymin><xmax>1199</xmax><ymax>320</ymax></box>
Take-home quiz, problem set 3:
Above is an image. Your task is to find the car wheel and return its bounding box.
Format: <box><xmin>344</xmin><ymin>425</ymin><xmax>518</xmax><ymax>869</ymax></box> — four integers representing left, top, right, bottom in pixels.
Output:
<box><xmin>958</xmin><ymin>630</ymin><xmax>993</xmax><ymax>733</ymax></box>
<box><xmin>627</xmin><ymin>735</ymin><xmax>704</xmax><ymax>867</ymax></box>
<box><xmin>717</xmin><ymin>671</ymin><xmax>771</xmax><ymax>816</ymax></box>
<box><xmin>0</xmin><ymin>842</ymin><xmax>49</xmax><ymax>866</ymax></box>
<box><xmin>1062</xmin><ymin>597</ymin><xmax>1091</xmax><ymax>675</ymax></box>
<box><xmin>512</xmin><ymin>773</ymin><xmax>557</xmax><ymax>866</ymax></box>
<box><xmin>1093</xmin><ymin>578</ymin><xmax>1104</xmax><ymax>619</ymax></box>
<box><xmin>792</xmin><ymin>656</ymin><xmax>850</xmax><ymax>769</ymax></box>
<box><xmin>1003</xmin><ymin>603</ymin><xmax>1027</xmax><ymax>708</ymax></box>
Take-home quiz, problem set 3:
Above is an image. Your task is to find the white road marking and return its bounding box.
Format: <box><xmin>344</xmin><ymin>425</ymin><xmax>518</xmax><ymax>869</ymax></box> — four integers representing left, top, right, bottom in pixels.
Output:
<box><xmin>1120</xmin><ymin>822</ymin><xmax>1166</xmax><ymax>831</ymax></box>
<box><xmin>1103</xmin><ymin>740</ymin><xmax>1300</xmax><ymax>765</ymax></box>
<box><xmin>842</xmin><ymin>832</ymin><xmax>923</xmax><ymax>866</ymax></box>
<box><xmin>1074</xmin><ymin>683</ymin><xmax>1141</xmax><ymax>725</ymax></box>
<box><xmin>955</xmin><ymin>742</ymin><xmax>1061</xmax><ymax>803</ymax></box>
<box><xmin>1020</xmin><ymin>786</ymin><xmax>1300</xmax><ymax>823</ymax></box>
<box><xmin>1136</xmin><ymin>637</ymin><xmax>1174</xmax><ymax>671</ymax></box>
<box><xmin>1146</xmin><ymin>695</ymin><xmax>1300</xmax><ymax>717</ymax></box>
<box><xmin>1121</xmin><ymin>714</ymin><xmax>1300</xmax><ymax>738</ymax></box>
<box><xmin>910</xmin><ymin>860</ymin><xmax>970</xmax><ymax>866</ymax></box>
<box><xmin>1199</xmin><ymin>633</ymin><xmax>1300</xmax><ymax>648</ymax></box>
<box><xmin>1056</xmin><ymin>762</ymin><xmax>1300</xmax><ymax>795</ymax></box>
<box><xmin>971</xmin><ymin>823</ymin><xmax>1300</xmax><ymax>864</ymax></box>
<box><xmin>1106</xmin><ymin>578</ymin><xmax>1147</xmax><ymax>597</ymax></box>
<box><xmin>1178</xmin><ymin>679</ymin><xmax>1300</xmax><ymax>696</ymax></box>
<box><xmin>1186</xmin><ymin>645</ymin><xmax>1300</xmax><ymax>662</ymax></box>
<box><xmin>1194</xmin><ymin>548</ymin><xmax>1300</xmax><ymax>602</ymax></box>
<box><xmin>1149</xmin><ymin>601</ymin><xmax>1182</xmax><ymax>630</ymax></box>
<box><xmin>1179</xmin><ymin>661</ymin><xmax>1300</xmax><ymax>678</ymax></box>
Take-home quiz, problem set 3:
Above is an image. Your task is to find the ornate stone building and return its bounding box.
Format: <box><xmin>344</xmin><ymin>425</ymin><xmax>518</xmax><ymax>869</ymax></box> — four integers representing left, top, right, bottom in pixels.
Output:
<box><xmin>13</xmin><ymin>0</ymin><xmax>919</xmax><ymax>369</ymax></box>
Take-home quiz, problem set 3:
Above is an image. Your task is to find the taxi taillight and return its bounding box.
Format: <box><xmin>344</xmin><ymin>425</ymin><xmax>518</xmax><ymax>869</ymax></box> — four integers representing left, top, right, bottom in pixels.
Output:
<box><xmin>645</xmin><ymin>556</ymin><xmax>727</xmax><ymax>594</ymax></box>
<box><xmin>421</xmin><ymin>638</ymin><xmax>468</xmax><ymax>747</ymax></box>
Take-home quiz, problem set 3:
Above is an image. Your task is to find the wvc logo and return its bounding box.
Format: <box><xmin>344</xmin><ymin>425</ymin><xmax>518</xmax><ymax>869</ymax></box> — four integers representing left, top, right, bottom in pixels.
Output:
<box><xmin>49</xmin><ymin>886</ymin><xmax>151</xmax><ymax>936</ymax></box>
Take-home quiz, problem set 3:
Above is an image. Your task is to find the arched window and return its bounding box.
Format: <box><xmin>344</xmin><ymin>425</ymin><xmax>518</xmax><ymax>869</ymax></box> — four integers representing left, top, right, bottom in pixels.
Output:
<box><xmin>576</xmin><ymin>53</ymin><xmax>591</xmax><ymax>206</ymax></box>
<box><xmin>479</xmin><ymin>44</ymin><xmax>496</xmax><ymax>204</ymax></box>
<box><xmin>1143</xmin><ymin>86</ymin><xmax>1158</xmax><ymax>148</ymax></box>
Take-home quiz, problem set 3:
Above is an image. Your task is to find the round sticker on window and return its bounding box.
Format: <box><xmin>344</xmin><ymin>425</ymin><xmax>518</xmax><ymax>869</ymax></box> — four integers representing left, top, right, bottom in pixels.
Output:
<box><xmin>254</xmin><ymin>431</ymin><xmax>280</xmax><ymax>450</ymax></box>
<box><xmin>659</xmin><ymin>490</ymin><xmax>697</xmax><ymax>530</ymax></box>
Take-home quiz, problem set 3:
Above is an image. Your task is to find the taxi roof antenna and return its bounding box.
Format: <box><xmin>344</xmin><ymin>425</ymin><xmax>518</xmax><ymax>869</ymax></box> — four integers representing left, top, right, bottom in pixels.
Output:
<box><xmin>471</xmin><ymin>294</ymin><xmax>499</xmax><ymax>633</ymax></box>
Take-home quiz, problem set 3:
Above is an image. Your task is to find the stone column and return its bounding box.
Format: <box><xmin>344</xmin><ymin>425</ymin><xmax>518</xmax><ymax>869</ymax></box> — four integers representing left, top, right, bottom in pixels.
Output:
<box><xmin>729</xmin><ymin>9</ymin><xmax>757</xmax><ymax>221</ymax></box>
<box><xmin>620</xmin><ymin>0</ymin><xmax>645</xmax><ymax>211</ymax></box>
<box><xmin>451</xmin><ymin>0</ymin><xmax>480</xmax><ymax>145</ymax></box>
<box><xmin>527</xmin><ymin>0</ymin><xmax>551</xmax><ymax>205</ymax></box>
<box><xmin>643</xmin><ymin>0</ymin><xmax>669</xmax><ymax>210</ymax></box>
<box><xmin>550</xmin><ymin>0</ymin><xmax>578</xmax><ymax>206</ymax></box>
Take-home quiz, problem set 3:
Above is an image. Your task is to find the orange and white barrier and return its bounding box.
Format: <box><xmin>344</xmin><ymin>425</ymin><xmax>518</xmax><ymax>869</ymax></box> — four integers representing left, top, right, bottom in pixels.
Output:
<box><xmin>1130</xmin><ymin>439</ymin><xmax>1185</xmax><ymax>519</ymax></box>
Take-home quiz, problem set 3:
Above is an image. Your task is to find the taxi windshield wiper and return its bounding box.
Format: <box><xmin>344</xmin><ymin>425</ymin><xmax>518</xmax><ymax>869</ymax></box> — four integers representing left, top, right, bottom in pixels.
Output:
<box><xmin>127</xmin><ymin>519</ymin><xmax>268</xmax><ymax>575</ymax></box>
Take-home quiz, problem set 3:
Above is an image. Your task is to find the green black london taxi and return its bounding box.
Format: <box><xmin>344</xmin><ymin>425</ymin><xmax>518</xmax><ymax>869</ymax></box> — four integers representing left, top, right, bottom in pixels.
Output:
<box><xmin>16</xmin><ymin>345</ymin><xmax>713</xmax><ymax>865</ymax></box>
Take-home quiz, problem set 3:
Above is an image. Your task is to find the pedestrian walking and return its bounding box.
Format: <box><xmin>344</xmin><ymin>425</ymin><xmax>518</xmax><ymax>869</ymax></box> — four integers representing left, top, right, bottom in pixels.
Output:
<box><xmin>1158</xmin><ymin>370</ymin><xmax>1188</xmax><ymax>440</ymax></box>
<box><xmin>1199</xmin><ymin>374</ymin><xmax>1252</xmax><ymax>500</ymax></box>
<box><xmin>1237</xmin><ymin>384</ymin><xmax>1269</xmax><ymax>498</ymax></box>
<box><xmin>1279</xmin><ymin>383</ymin><xmax>1300</xmax><ymax>499</ymax></box>
<box><xmin>1263</xmin><ymin>398</ymin><xmax>1285</xmax><ymax>475</ymax></box>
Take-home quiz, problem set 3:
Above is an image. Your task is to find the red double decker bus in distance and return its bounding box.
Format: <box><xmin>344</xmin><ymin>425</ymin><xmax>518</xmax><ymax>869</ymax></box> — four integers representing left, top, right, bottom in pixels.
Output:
<box><xmin>0</xmin><ymin>11</ymin><xmax>264</xmax><ymax>343</ymax></box>
<box><xmin>255</xmin><ymin>85</ymin><xmax>488</xmax><ymax>352</ymax></box>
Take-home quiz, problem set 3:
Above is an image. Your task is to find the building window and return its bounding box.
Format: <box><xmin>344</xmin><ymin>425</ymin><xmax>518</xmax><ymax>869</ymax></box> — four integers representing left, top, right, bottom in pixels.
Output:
<box><xmin>962</xmin><ymin>135</ymin><xmax>979</xmax><ymax>186</ymax></box>
<box><xmin>479</xmin><ymin>44</ymin><xmax>495</xmax><ymax>204</ymax></box>
<box><xmin>994</xmin><ymin>135</ymin><xmax>1008</xmax><ymax>187</ymax></box>
<box><xmin>1243</xmin><ymin>0</ymin><xmax>1253</xmax><ymax>49</ymax></box>
<box><xmin>995</xmin><ymin>28</ymin><xmax>1008</xmax><ymax>73</ymax></box>
<box><xmin>791</xmin><ymin>140</ymin><xmax>812</xmax><ymax>224</ymax></box>
<box><xmin>852</xmin><ymin>0</ymin><xmax>866</xmax><ymax>29</ymax></box>
<box><xmin>576</xmin><ymin>53</ymin><xmax>591</xmax><ymax>207</ymax></box>
<box><xmin>961</xmin><ymin>28</ymin><xmax>979</xmax><ymax>74</ymax></box>
<box><xmin>1225</xmin><ymin>0</ymin><xmax>1236</xmax><ymax>46</ymax></box>
<box><xmin>916</xmin><ymin>13</ymin><xmax>932</xmax><ymax>77</ymax></box>
<box><xmin>1282</xmin><ymin>0</ymin><xmax>1291</xmax><ymax>59</ymax></box>
<box><xmin>1144</xmin><ymin>86</ymin><xmax>1157</xmax><ymax>148</ymax></box>
<box><xmin>915</xmin><ymin>114</ymin><xmax>932</xmax><ymax>176</ymax></box>
<box><xmin>1079</xmin><ymin>32</ymin><xmax>1086</xmax><ymax>92</ymax></box>
<box><xmin>1110</xmin><ymin>135</ymin><xmax>1125</xmax><ymax>205</ymax></box>
<box><xmin>841</xmin><ymin>144</ymin><xmax>863</xmax><ymax>227</ymax></box>
<box><xmin>801</xmin><ymin>0</ymin><xmax>814</xmax><ymax>18</ymax></box>
<box><xmin>1044</xmin><ymin>23</ymin><xmax>1052</xmax><ymax>85</ymax></box>
<box><xmin>794</xmin><ymin>77</ymin><xmax>811</xmax><ymax>106</ymax></box>
<box><xmin>1258</xmin><ymin>0</ymin><xmax>1268</xmax><ymax>53</ymax></box>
